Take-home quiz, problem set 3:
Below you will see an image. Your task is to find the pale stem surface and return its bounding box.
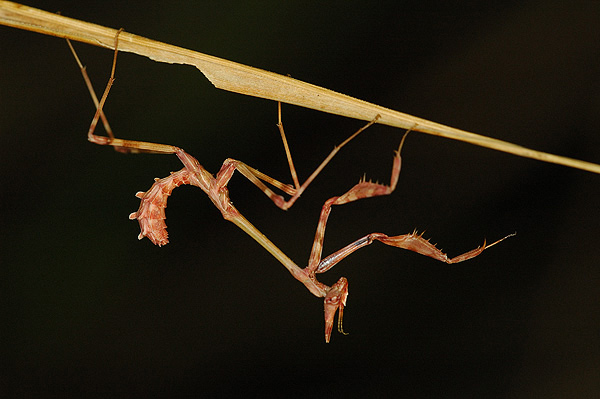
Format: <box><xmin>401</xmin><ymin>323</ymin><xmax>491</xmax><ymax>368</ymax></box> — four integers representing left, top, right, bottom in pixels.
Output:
<box><xmin>0</xmin><ymin>1</ymin><xmax>599</xmax><ymax>173</ymax></box>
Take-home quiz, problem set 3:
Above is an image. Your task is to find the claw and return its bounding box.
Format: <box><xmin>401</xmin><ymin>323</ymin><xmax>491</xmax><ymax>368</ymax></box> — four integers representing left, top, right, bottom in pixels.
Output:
<box><xmin>323</xmin><ymin>277</ymin><xmax>349</xmax><ymax>343</ymax></box>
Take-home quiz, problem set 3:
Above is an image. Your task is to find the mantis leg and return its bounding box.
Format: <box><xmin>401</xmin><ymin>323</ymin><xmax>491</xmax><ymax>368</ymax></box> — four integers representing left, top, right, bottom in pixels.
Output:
<box><xmin>302</xmin><ymin>135</ymin><xmax>513</xmax><ymax>341</ymax></box>
<box><xmin>204</xmin><ymin>112</ymin><xmax>383</xmax><ymax>214</ymax></box>
<box><xmin>68</xmin><ymin>30</ymin><xmax>180</xmax><ymax>155</ymax></box>
<box><xmin>211</xmin><ymin>107</ymin><xmax>385</xmax><ymax>212</ymax></box>
<box><xmin>320</xmin><ymin>228</ymin><xmax>514</xmax><ymax>341</ymax></box>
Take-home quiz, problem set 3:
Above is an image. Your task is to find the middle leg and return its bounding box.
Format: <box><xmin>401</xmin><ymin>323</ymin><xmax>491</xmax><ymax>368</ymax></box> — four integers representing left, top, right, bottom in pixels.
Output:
<box><xmin>213</xmin><ymin>106</ymin><xmax>384</xmax><ymax>212</ymax></box>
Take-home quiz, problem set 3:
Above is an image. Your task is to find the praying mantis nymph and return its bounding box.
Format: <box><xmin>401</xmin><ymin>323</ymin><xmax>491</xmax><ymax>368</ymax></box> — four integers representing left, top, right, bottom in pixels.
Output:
<box><xmin>68</xmin><ymin>30</ymin><xmax>513</xmax><ymax>342</ymax></box>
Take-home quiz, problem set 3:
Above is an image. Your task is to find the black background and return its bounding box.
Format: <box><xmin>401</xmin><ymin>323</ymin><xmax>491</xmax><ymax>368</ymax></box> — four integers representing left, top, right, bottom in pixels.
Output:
<box><xmin>2</xmin><ymin>1</ymin><xmax>599</xmax><ymax>397</ymax></box>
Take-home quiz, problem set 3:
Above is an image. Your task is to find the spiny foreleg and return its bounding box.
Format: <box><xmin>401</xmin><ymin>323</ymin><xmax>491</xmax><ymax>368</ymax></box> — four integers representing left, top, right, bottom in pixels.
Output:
<box><xmin>303</xmin><ymin>133</ymin><xmax>513</xmax><ymax>341</ymax></box>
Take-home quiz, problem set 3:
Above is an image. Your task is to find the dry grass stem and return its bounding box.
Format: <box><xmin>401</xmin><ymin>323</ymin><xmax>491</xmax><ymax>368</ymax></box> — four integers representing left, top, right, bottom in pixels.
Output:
<box><xmin>1</xmin><ymin>1</ymin><xmax>598</xmax><ymax>174</ymax></box>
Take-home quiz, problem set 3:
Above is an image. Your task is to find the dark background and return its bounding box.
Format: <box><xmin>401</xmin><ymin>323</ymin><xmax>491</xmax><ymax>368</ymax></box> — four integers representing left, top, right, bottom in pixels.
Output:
<box><xmin>2</xmin><ymin>1</ymin><xmax>599</xmax><ymax>397</ymax></box>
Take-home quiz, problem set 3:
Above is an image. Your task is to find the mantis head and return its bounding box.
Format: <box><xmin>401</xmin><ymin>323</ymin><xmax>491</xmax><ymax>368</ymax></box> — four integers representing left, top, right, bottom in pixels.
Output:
<box><xmin>323</xmin><ymin>277</ymin><xmax>349</xmax><ymax>343</ymax></box>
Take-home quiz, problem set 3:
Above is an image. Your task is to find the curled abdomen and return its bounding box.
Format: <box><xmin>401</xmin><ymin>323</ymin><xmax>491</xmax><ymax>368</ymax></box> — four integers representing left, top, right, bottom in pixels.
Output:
<box><xmin>129</xmin><ymin>168</ymin><xmax>193</xmax><ymax>246</ymax></box>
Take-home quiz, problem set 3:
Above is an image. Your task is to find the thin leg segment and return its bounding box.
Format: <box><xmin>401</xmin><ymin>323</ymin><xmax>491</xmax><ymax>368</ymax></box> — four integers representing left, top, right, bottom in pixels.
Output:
<box><xmin>218</xmin><ymin>109</ymin><xmax>384</xmax><ymax>212</ymax></box>
<box><xmin>307</xmin><ymin>135</ymin><xmax>405</xmax><ymax>273</ymax></box>
<box><xmin>69</xmin><ymin>29</ymin><xmax>181</xmax><ymax>155</ymax></box>
<box><xmin>276</xmin><ymin>101</ymin><xmax>301</xmax><ymax>190</ymax></box>
<box><xmin>317</xmin><ymin>231</ymin><xmax>516</xmax><ymax>274</ymax></box>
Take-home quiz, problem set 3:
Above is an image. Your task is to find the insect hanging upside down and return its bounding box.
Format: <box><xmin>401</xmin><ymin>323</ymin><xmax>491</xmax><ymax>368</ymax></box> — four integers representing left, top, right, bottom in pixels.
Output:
<box><xmin>68</xmin><ymin>30</ymin><xmax>514</xmax><ymax>342</ymax></box>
